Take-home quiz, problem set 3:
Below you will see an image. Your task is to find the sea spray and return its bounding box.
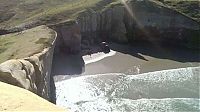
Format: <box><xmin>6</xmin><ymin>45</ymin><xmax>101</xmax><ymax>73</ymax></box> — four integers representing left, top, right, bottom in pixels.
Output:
<box><xmin>56</xmin><ymin>67</ymin><xmax>200</xmax><ymax>111</ymax></box>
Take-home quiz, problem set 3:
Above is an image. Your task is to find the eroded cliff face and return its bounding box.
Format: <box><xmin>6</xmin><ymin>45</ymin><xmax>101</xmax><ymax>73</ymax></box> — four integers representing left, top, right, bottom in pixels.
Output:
<box><xmin>77</xmin><ymin>5</ymin><xmax>128</xmax><ymax>44</ymax></box>
<box><xmin>0</xmin><ymin>27</ymin><xmax>56</xmax><ymax>100</ymax></box>
<box><xmin>124</xmin><ymin>0</ymin><xmax>200</xmax><ymax>48</ymax></box>
<box><xmin>73</xmin><ymin>0</ymin><xmax>199</xmax><ymax>49</ymax></box>
<box><xmin>53</xmin><ymin>22</ymin><xmax>82</xmax><ymax>54</ymax></box>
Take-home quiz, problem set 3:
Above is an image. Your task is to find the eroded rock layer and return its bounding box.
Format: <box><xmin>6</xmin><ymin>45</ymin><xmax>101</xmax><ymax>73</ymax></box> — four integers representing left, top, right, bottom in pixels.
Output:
<box><xmin>0</xmin><ymin>26</ymin><xmax>56</xmax><ymax>100</ymax></box>
<box><xmin>57</xmin><ymin>0</ymin><xmax>199</xmax><ymax>50</ymax></box>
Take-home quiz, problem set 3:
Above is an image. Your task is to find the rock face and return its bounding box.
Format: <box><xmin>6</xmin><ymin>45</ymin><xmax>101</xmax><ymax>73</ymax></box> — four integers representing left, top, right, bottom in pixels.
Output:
<box><xmin>78</xmin><ymin>6</ymin><xmax>128</xmax><ymax>44</ymax></box>
<box><xmin>75</xmin><ymin>0</ymin><xmax>200</xmax><ymax>49</ymax></box>
<box><xmin>111</xmin><ymin>6</ymin><xmax>127</xmax><ymax>43</ymax></box>
<box><xmin>54</xmin><ymin>21</ymin><xmax>82</xmax><ymax>54</ymax></box>
<box><xmin>0</xmin><ymin>60</ymin><xmax>37</xmax><ymax>93</ymax></box>
<box><xmin>124</xmin><ymin>0</ymin><xmax>200</xmax><ymax>48</ymax></box>
<box><xmin>0</xmin><ymin>27</ymin><xmax>56</xmax><ymax>100</ymax></box>
<box><xmin>52</xmin><ymin>0</ymin><xmax>199</xmax><ymax>51</ymax></box>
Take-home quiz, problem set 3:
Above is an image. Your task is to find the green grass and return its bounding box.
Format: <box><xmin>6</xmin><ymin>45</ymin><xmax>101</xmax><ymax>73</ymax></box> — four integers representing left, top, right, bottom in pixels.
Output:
<box><xmin>0</xmin><ymin>26</ymin><xmax>55</xmax><ymax>63</ymax></box>
<box><xmin>156</xmin><ymin>0</ymin><xmax>200</xmax><ymax>23</ymax></box>
<box><xmin>0</xmin><ymin>0</ymin><xmax>121</xmax><ymax>63</ymax></box>
<box><xmin>0</xmin><ymin>0</ymin><xmax>126</xmax><ymax>31</ymax></box>
<box><xmin>0</xmin><ymin>0</ymin><xmax>118</xmax><ymax>31</ymax></box>
<box><xmin>0</xmin><ymin>0</ymin><xmax>199</xmax><ymax>31</ymax></box>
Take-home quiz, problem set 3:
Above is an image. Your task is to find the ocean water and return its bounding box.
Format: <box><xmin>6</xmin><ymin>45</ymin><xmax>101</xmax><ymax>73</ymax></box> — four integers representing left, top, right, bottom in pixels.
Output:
<box><xmin>55</xmin><ymin>67</ymin><xmax>200</xmax><ymax>112</ymax></box>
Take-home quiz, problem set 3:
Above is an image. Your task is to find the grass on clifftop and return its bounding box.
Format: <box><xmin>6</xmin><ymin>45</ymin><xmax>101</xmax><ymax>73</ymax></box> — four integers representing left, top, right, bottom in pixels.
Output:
<box><xmin>0</xmin><ymin>26</ymin><xmax>55</xmax><ymax>63</ymax></box>
<box><xmin>0</xmin><ymin>0</ymin><xmax>113</xmax><ymax>30</ymax></box>
<box><xmin>0</xmin><ymin>0</ymin><xmax>122</xmax><ymax>31</ymax></box>
<box><xmin>0</xmin><ymin>0</ymin><xmax>199</xmax><ymax>31</ymax></box>
<box><xmin>157</xmin><ymin>0</ymin><xmax>200</xmax><ymax>23</ymax></box>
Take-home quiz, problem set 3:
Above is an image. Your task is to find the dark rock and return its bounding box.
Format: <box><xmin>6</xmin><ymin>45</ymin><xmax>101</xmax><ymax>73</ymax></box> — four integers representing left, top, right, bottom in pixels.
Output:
<box><xmin>100</xmin><ymin>42</ymin><xmax>110</xmax><ymax>53</ymax></box>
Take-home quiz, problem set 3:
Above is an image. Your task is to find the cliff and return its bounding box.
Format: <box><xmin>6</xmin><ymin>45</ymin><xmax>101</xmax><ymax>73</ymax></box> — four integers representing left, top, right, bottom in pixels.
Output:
<box><xmin>58</xmin><ymin>0</ymin><xmax>199</xmax><ymax>49</ymax></box>
<box><xmin>53</xmin><ymin>21</ymin><xmax>82</xmax><ymax>54</ymax></box>
<box><xmin>0</xmin><ymin>25</ymin><xmax>56</xmax><ymax>100</ymax></box>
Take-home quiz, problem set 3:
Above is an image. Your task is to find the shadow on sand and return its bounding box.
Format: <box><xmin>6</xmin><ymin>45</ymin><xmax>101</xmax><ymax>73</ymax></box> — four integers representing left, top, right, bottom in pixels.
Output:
<box><xmin>51</xmin><ymin>52</ymin><xmax>85</xmax><ymax>76</ymax></box>
<box><xmin>50</xmin><ymin>52</ymin><xmax>85</xmax><ymax>103</ymax></box>
<box><xmin>109</xmin><ymin>42</ymin><xmax>200</xmax><ymax>63</ymax></box>
<box><xmin>50</xmin><ymin>41</ymin><xmax>199</xmax><ymax>104</ymax></box>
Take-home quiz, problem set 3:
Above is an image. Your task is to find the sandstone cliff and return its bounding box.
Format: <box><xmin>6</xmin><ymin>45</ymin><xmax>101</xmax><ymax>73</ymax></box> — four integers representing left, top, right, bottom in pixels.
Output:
<box><xmin>53</xmin><ymin>21</ymin><xmax>82</xmax><ymax>54</ymax></box>
<box><xmin>0</xmin><ymin>26</ymin><xmax>56</xmax><ymax>100</ymax></box>
<box><xmin>58</xmin><ymin>0</ymin><xmax>199</xmax><ymax>49</ymax></box>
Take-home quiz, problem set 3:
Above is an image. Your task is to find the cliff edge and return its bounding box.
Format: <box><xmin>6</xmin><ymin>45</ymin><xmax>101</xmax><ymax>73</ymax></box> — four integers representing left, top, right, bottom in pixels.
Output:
<box><xmin>0</xmin><ymin>25</ymin><xmax>56</xmax><ymax>100</ymax></box>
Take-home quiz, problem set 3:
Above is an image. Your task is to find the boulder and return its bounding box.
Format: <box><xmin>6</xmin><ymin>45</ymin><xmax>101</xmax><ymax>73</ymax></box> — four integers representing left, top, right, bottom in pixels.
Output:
<box><xmin>100</xmin><ymin>42</ymin><xmax>110</xmax><ymax>53</ymax></box>
<box><xmin>0</xmin><ymin>59</ymin><xmax>37</xmax><ymax>93</ymax></box>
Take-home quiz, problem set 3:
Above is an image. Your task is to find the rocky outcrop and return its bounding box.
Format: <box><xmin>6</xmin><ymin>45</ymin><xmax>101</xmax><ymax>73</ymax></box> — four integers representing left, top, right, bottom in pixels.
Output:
<box><xmin>0</xmin><ymin>81</ymin><xmax>65</xmax><ymax>111</ymax></box>
<box><xmin>124</xmin><ymin>0</ymin><xmax>200</xmax><ymax>48</ymax></box>
<box><xmin>25</xmin><ymin>43</ymin><xmax>56</xmax><ymax>99</ymax></box>
<box><xmin>0</xmin><ymin>29</ymin><xmax>8</xmax><ymax>35</ymax></box>
<box><xmin>75</xmin><ymin>0</ymin><xmax>200</xmax><ymax>49</ymax></box>
<box><xmin>0</xmin><ymin>60</ymin><xmax>37</xmax><ymax>93</ymax></box>
<box><xmin>53</xmin><ymin>21</ymin><xmax>81</xmax><ymax>54</ymax></box>
<box><xmin>0</xmin><ymin>26</ymin><xmax>56</xmax><ymax>100</ymax></box>
<box><xmin>78</xmin><ymin>5</ymin><xmax>128</xmax><ymax>44</ymax></box>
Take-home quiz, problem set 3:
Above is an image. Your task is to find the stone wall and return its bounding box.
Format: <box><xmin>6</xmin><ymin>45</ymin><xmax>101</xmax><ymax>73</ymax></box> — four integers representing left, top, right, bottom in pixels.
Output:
<box><xmin>0</xmin><ymin>29</ymin><xmax>56</xmax><ymax>100</ymax></box>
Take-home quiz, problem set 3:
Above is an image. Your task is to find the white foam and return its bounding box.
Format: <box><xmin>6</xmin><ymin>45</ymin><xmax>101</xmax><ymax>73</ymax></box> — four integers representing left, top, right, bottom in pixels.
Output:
<box><xmin>76</xmin><ymin>98</ymin><xmax>200</xmax><ymax>112</ymax></box>
<box><xmin>55</xmin><ymin>67</ymin><xmax>200</xmax><ymax>111</ymax></box>
<box><xmin>83</xmin><ymin>50</ymin><xmax>116</xmax><ymax>65</ymax></box>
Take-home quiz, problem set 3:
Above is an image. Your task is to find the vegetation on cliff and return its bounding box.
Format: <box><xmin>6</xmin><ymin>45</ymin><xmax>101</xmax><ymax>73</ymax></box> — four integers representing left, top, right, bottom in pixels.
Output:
<box><xmin>0</xmin><ymin>26</ymin><xmax>56</xmax><ymax>63</ymax></box>
<box><xmin>1</xmin><ymin>0</ymin><xmax>199</xmax><ymax>31</ymax></box>
<box><xmin>0</xmin><ymin>0</ymin><xmax>116</xmax><ymax>31</ymax></box>
<box><xmin>157</xmin><ymin>0</ymin><xmax>200</xmax><ymax>23</ymax></box>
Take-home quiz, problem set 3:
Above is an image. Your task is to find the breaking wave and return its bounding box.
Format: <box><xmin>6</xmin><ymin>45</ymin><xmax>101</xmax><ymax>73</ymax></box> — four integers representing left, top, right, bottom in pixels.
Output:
<box><xmin>55</xmin><ymin>67</ymin><xmax>200</xmax><ymax>112</ymax></box>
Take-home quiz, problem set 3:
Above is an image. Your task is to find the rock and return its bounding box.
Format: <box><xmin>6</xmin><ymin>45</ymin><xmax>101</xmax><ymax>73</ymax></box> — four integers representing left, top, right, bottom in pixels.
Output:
<box><xmin>19</xmin><ymin>59</ymin><xmax>37</xmax><ymax>92</ymax></box>
<box><xmin>91</xmin><ymin>13</ymin><xmax>98</xmax><ymax>32</ymax></box>
<box><xmin>0</xmin><ymin>60</ymin><xmax>37</xmax><ymax>93</ymax></box>
<box><xmin>76</xmin><ymin>0</ymin><xmax>199</xmax><ymax>49</ymax></box>
<box><xmin>0</xmin><ymin>32</ymin><xmax>55</xmax><ymax>100</ymax></box>
<box><xmin>104</xmin><ymin>45</ymin><xmax>110</xmax><ymax>53</ymax></box>
<box><xmin>25</xmin><ymin>45</ymin><xmax>55</xmax><ymax>100</ymax></box>
<box><xmin>125</xmin><ymin>0</ymin><xmax>200</xmax><ymax>48</ymax></box>
<box><xmin>111</xmin><ymin>6</ymin><xmax>128</xmax><ymax>43</ymax></box>
<box><xmin>100</xmin><ymin>42</ymin><xmax>110</xmax><ymax>53</ymax></box>
<box><xmin>58</xmin><ymin>22</ymin><xmax>82</xmax><ymax>54</ymax></box>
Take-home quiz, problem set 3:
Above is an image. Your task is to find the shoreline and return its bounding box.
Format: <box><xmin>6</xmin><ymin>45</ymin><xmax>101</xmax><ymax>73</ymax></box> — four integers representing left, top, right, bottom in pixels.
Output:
<box><xmin>55</xmin><ymin>67</ymin><xmax>200</xmax><ymax>111</ymax></box>
<box><xmin>83</xmin><ymin>50</ymin><xmax>116</xmax><ymax>65</ymax></box>
<box><xmin>52</xmin><ymin>43</ymin><xmax>200</xmax><ymax>82</ymax></box>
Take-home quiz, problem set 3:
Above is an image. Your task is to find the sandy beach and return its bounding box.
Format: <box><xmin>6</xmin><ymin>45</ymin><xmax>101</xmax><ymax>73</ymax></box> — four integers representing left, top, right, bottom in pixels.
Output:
<box><xmin>51</xmin><ymin>43</ymin><xmax>200</xmax><ymax>82</ymax></box>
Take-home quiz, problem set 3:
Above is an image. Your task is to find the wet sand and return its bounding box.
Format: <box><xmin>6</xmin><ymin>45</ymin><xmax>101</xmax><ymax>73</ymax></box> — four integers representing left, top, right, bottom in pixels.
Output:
<box><xmin>52</xmin><ymin>43</ymin><xmax>200</xmax><ymax>82</ymax></box>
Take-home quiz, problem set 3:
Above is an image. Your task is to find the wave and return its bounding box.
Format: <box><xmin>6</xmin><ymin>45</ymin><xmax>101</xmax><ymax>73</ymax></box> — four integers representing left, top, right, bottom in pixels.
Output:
<box><xmin>83</xmin><ymin>50</ymin><xmax>116</xmax><ymax>65</ymax></box>
<box><xmin>55</xmin><ymin>67</ymin><xmax>200</xmax><ymax>111</ymax></box>
<box><xmin>73</xmin><ymin>98</ymin><xmax>200</xmax><ymax>112</ymax></box>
